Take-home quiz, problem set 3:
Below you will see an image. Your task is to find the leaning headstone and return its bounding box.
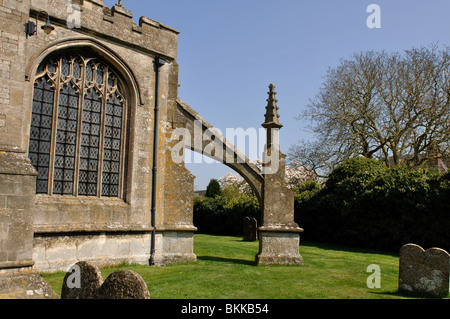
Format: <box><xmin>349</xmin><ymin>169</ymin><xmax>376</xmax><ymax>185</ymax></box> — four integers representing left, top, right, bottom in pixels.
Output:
<box><xmin>243</xmin><ymin>217</ymin><xmax>251</xmax><ymax>241</ymax></box>
<box><xmin>251</xmin><ymin>218</ymin><xmax>258</xmax><ymax>241</ymax></box>
<box><xmin>398</xmin><ymin>244</ymin><xmax>450</xmax><ymax>298</ymax></box>
<box><xmin>96</xmin><ymin>270</ymin><xmax>150</xmax><ymax>299</ymax></box>
<box><xmin>243</xmin><ymin>217</ymin><xmax>258</xmax><ymax>241</ymax></box>
<box><xmin>61</xmin><ymin>261</ymin><xmax>103</xmax><ymax>299</ymax></box>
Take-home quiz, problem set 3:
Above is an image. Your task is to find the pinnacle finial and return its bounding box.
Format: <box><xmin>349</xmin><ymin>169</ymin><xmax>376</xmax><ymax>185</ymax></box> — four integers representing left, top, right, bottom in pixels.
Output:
<box><xmin>262</xmin><ymin>84</ymin><xmax>283</xmax><ymax>129</ymax></box>
<box><xmin>117</xmin><ymin>0</ymin><xmax>123</xmax><ymax>6</ymax></box>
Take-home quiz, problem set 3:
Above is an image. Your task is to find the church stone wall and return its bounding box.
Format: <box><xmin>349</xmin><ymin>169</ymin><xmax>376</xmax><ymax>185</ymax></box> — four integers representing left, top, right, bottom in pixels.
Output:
<box><xmin>0</xmin><ymin>0</ymin><xmax>195</xmax><ymax>274</ymax></box>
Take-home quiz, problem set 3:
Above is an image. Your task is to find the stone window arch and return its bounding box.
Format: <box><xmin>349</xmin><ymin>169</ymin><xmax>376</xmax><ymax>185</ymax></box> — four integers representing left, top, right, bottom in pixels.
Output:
<box><xmin>28</xmin><ymin>52</ymin><xmax>128</xmax><ymax>199</ymax></box>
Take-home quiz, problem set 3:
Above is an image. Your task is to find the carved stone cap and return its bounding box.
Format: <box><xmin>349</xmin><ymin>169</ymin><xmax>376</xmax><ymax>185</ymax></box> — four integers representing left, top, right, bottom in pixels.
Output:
<box><xmin>259</xmin><ymin>225</ymin><xmax>304</xmax><ymax>233</ymax></box>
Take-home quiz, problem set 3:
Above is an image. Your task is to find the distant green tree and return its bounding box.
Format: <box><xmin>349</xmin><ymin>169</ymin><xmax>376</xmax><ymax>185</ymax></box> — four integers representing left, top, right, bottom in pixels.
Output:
<box><xmin>205</xmin><ymin>179</ymin><xmax>222</xmax><ymax>198</ymax></box>
<box><xmin>289</xmin><ymin>45</ymin><xmax>450</xmax><ymax>177</ymax></box>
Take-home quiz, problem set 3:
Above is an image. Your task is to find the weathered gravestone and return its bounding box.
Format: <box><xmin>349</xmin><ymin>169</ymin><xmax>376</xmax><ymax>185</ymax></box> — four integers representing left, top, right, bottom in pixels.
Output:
<box><xmin>398</xmin><ymin>244</ymin><xmax>450</xmax><ymax>298</ymax></box>
<box><xmin>61</xmin><ymin>261</ymin><xmax>103</xmax><ymax>299</ymax></box>
<box><xmin>243</xmin><ymin>217</ymin><xmax>258</xmax><ymax>242</ymax></box>
<box><xmin>96</xmin><ymin>269</ymin><xmax>150</xmax><ymax>299</ymax></box>
<box><xmin>61</xmin><ymin>261</ymin><xmax>150</xmax><ymax>299</ymax></box>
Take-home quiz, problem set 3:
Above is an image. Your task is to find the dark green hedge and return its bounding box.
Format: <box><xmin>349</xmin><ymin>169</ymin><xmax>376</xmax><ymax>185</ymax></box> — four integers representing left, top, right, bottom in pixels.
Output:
<box><xmin>294</xmin><ymin>158</ymin><xmax>450</xmax><ymax>252</ymax></box>
<box><xmin>193</xmin><ymin>193</ymin><xmax>260</xmax><ymax>236</ymax></box>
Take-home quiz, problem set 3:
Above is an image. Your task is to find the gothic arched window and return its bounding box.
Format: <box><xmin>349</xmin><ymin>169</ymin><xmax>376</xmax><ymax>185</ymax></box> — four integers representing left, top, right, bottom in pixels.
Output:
<box><xmin>29</xmin><ymin>54</ymin><xmax>127</xmax><ymax>199</ymax></box>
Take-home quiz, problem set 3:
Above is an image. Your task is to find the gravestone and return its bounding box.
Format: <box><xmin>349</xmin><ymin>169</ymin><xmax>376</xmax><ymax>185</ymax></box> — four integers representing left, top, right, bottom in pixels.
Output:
<box><xmin>61</xmin><ymin>261</ymin><xmax>103</xmax><ymax>299</ymax></box>
<box><xmin>61</xmin><ymin>262</ymin><xmax>150</xmax><ymax>299</ymax></box>
<box><xmin>96</xmin><ymin>269</ymin><xmax>150</xmax><ymax>299</ymax></box>
<box><xmin>398</xmin><ymin>244</ymin><xmax>450</xmax><ymax>298</ymax></box>
<box><xmin>243</xmin><ymin>217</ymin><xmax>258</xmax><ymax>242</ymax></box>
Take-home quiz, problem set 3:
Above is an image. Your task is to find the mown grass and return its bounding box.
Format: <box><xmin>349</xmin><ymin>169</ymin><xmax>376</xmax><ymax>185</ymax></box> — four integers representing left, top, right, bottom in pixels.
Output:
<box><xmin>42</xmin><ymin>234</ymin><xmax>419</xmax><ymax>299</ymax></box>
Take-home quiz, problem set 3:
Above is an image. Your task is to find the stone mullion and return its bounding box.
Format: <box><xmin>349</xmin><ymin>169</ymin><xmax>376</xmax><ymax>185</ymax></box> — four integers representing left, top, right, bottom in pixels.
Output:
<box><xmin>73</xmin><ymin>60</ymin><xmax>87</xmax><ymax>197</ymax></box>
<box><xmin>47</xmin><ymin>59</ymin><xmax>62</xmax><ymax>195</ymax></box>
<box><xmin>117</xmin><ymin>100</ymin><xmax>127</xmax><ymax>199</ymax></box>
<box><xmin>117</xmin><ymin>82</ymin><xmax>127</xmax><ymax>200</ymax></box>
<box><xmin>97</xmin><ymin>67</ymin><xmax>108</xmax><ymax>198</ymax></box>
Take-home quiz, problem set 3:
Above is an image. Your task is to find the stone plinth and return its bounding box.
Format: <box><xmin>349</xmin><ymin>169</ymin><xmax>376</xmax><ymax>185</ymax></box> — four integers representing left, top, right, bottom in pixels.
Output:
<box><xmin>256</xmin><ymin>226</ymin><xmax>303</xmax><ymax>266</ymax></box>
<box><xmin>152</xmin><ymin>227</ymin><xmax>197</xmax><ymax>266</ymax></box>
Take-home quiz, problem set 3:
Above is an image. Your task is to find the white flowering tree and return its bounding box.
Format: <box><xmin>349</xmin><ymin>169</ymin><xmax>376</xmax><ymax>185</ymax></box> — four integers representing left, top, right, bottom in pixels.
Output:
<box><xmin>284</xmin><ymin>162</ymin><xmax>318</xmax><ymax>190</ymax></box>
<box><xmin>218</xmin><ymin>160</ymin><xmax>317</xmax><ymax>195</ymax></box>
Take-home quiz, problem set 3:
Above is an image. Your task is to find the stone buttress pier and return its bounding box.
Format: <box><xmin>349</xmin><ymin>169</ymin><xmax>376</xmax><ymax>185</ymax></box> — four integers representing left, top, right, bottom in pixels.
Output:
<box><xmin>255</xmin><ymin>84</ymin><xmax>304</xmax><ymax>265</ymax></box>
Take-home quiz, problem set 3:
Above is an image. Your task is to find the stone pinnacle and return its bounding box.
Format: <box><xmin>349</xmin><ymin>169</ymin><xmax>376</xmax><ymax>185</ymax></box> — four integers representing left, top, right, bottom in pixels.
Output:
<box><xmin>262</xmin><ymin>84</ymin><xmax>283</xmax><ymax>129</ymax></box>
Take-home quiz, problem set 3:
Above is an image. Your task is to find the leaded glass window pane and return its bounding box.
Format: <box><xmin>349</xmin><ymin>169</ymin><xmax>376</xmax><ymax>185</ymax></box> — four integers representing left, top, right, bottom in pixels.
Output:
<box><xmin>102</xmin><ymin>91</ymin><xmax>123</xmax><ymax>197</ymax></box>
<box><xmin>53</xmin><ymin>83</ymin><xmax>79</xmax><ymax>195</ymax></box>
<box><xmin>78</xmin><ymin>89</ymin><xmax>101</xmax><ymax>196</ymax></box>
<box><xmin>29</xmin><ymin>75</ymin><xmax>54</xmax><ymax>194</ymax></box>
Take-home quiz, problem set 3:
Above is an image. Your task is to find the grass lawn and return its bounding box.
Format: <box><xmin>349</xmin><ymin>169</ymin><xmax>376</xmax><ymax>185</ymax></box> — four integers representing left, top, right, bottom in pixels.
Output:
<box><xmin>42</xmin><ymin>234</ymin><xmax>419</xmax><ymax>299</ymax></box>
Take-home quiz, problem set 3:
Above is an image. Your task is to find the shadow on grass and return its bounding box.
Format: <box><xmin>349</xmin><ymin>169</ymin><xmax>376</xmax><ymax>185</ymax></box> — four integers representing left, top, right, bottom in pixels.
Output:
<box><xmin>233</xmin><ymin>239</ymin><xmax>258</xmax><ymax>243</ymax></box>
<box><xmin>198</xmin><ymin>256</ymin><xmax>256</xmax><ymax>266</ymax></box>
<box><xmin>301</xmin><ymin>240</ymin><xmax>400</xmax><ymax>258</ymax></box>
<box><xmin>366</xmin><ymin>290</ymin><xmax>448</xmax><ymax>299</ymax></box>
<box><xmin>368</xmin><ymin>290</ymin><xmax>410</xmax><ymax>298</ymax></box>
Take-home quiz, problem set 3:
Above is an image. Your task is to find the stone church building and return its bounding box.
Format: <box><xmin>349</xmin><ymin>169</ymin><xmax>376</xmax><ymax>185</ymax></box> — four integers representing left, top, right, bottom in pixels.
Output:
<box><xmin>0</xmin><ymin>0</ymin><xmax>303</xmax><ymax>298</ymax></box>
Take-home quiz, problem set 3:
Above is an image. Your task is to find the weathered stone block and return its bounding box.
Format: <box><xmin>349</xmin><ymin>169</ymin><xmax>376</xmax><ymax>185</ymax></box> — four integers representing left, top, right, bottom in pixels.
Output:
<box><xmin>398</xmin><ymin>244</ymin><xmax>450</xmax><ymax>298</ymax></box>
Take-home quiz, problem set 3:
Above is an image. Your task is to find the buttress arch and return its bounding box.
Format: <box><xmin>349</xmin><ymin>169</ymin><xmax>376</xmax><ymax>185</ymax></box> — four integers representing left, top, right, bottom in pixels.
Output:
<box><xmin>175</xmin><ymin>98</ymin><xmax>264</xmax><ymax>204</ymax></box>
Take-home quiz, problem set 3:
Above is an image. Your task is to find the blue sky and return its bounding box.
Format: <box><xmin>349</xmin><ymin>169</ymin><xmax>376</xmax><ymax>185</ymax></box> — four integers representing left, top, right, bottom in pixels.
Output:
<box><xmin>105</xmin><ymin>0</ymin><xmax>450</xmax><ymax>189</ymax></box>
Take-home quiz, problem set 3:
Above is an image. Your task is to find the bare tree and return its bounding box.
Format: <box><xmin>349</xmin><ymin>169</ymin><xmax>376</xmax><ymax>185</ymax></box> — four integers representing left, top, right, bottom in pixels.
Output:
<box><xmin>289</xmin><ymin>45</ymin><xmax>450</xmax><ymax>176</ymax></box>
